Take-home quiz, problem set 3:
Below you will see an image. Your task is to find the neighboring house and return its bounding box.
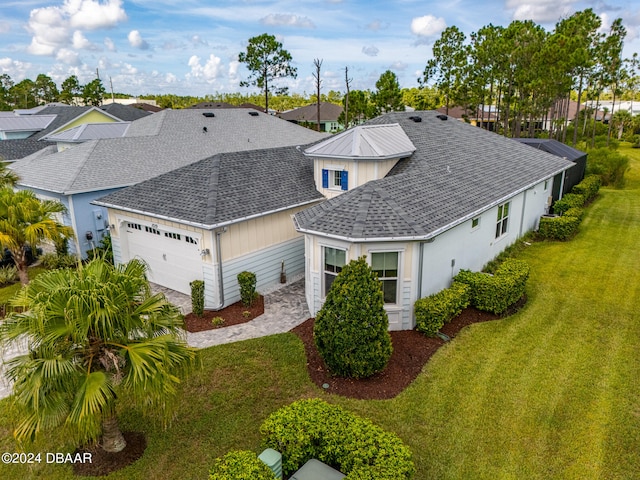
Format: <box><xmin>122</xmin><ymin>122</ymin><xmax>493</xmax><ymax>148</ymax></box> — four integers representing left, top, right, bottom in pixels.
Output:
<box><xmin>279</xmin><ymin>103</ymin><xmax>344</xmax><ymax>132</ymax></box>
<box><xmin>293</xmin><ymin>112</ymin><xmax>574</xmax><ymax>330</ymax></box>
<box><xmin>0</xmin><ymin>104</ymin><xmax>130</xmax><ymax>162</ymax></box>
<box><xmin>99</xmin><ymin>102</ymin><xmax>154</xmax><ymax>121</ymax></box>
<box><xmin>11</xmin><ymin>109</ymin><xmax>328</xmax><ymax>257</ymax></box>
<box><xmin>513</xmin><ymin>138</ymin><xmax>587</xmax><ymax>199</ymax></box>
<box><xmin>41</xmin><ymin>122</ymin><xmax>131</xmax><ymax>151</ymax></box>
<box><xmin>95</xmin><ymin>111</ymin><xmax>573</xmax><ymax>329</ymax></box>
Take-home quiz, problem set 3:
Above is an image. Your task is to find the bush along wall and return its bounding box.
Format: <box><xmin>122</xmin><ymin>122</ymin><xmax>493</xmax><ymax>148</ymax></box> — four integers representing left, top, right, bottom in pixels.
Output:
<box><xmin>415</xmin><ymin>282</ymin><xmax>470</xmax><ymax>336</ymax></box>
<box><xmin>552</xmin><ymin>193</ymin><xmax>585</xmax><ymax>215</ymax></box>
<box><xmin>237</xmin><ymin>271</ymin><xmax>257</xmax><ymax>306</ymax></box>
<box><xmin>260</xmin><ymin>398</ymin><xmax>415</xmax><ymax>479</ymax></box>
<box><xmin>209</xmin><ymin>450</ymin><xmax>276</xmax><ymax>480</ymax></box>
<box><xmin>538</xmin><ymin>215</ymin><xmax>581</xmax><ymax>241</ymax></box>
<box><xmin>571</xmin><ymin>174</ymin><xmax>601</xmax><ymax>203</ymax></box>
<box><xmin>454</xmin><ymin>259</ymin><xmax>530</xmax><ymax>314</ymax></box>
<box><xmin>190</xmin><ymin>280</ymin><xmax>205</xmax><ymax>317</ymax></box>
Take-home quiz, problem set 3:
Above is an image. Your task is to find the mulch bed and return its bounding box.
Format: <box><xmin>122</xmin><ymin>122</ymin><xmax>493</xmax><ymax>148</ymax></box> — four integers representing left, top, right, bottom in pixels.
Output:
<box><xmin>72</xmin><ymin>432</ymin><xmax>147</xmax><ymax>477</ymax></box>
<box><xmin>182</xmin><ymin>295</ymin><xmax>264</xmax><ymax>332</ymax></box>
<box><xmin>291</xmin><ymin>298</ymin><xmax>526</xmax><ymax>400</ymax></box>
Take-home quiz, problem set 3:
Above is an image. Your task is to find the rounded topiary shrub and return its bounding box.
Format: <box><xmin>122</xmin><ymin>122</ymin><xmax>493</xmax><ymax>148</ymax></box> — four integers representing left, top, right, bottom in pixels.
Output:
<box><xmin>209</xmin><ymin>450</ymin><xmax>276</xmax><ymax>480</ymax></box>
<box><xmin>314</xmin><ymin>256</ymin><xmax>392</xmax><ymax>379</ymax></box>
<box><xmin>237</xmin><ymin>271</ymin><xmax>257</xmax><ymax>306</ymax></box>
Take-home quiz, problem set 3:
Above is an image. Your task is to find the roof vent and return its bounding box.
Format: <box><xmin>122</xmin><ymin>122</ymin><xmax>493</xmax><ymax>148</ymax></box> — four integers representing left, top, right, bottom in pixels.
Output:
<box><xmin>409</xmin><ymin>116</ymin><xmax>422</xmax><ymax>122</ymax></box>
<box><xmin>202</xmin><ymin>112</ymin><xmax>215</xmax><ymax>118</ymax></box>
<box><xmin>436</xmin><ymin>114</ymin><xmax>448</xmax><ymax>121</ymax></box>
<box><xmin>248</xmin><ymin>111</ymin><xmax>259</xmax><ymax>116</ymax></box>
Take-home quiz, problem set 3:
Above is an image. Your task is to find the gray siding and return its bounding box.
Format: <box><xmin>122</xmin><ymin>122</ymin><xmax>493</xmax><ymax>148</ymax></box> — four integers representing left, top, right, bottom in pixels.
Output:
<box><xmin>112</xmin><ymin>236</ymin><xmax>122</xmax><ymax>265</ymax></box>
<box><xmin>221</xmin><ymin>237</ymin><xmax>305</xmax><ymax>306</ymax></box>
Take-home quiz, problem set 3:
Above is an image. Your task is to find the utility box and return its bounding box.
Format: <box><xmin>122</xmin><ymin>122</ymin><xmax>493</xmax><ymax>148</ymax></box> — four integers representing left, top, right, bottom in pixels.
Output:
<box><xmin>258</xmin><ymin>448</ymin><xmax>282</xmax><ymax>480</ymax></box>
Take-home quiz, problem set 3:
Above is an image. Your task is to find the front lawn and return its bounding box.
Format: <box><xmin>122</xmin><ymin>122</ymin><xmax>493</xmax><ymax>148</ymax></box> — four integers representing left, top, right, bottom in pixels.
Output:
<box><xmin>0</xmin><ymin>152</ymin><xmax>638</xmax><ymax>479</ymax></box>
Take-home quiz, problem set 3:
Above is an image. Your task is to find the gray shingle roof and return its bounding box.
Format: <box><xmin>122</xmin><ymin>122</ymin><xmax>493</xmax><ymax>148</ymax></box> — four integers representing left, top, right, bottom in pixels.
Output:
<box><xmin>94</xmin><ymin>145</ymin><xmax>324</xmax><ymax>227</ymax></box>
<box><xmin>293</xmin><ymin>111</ymin><xmax>575</xmax><ymax>241</ymax></box>
<box><xmin>279</xmin><ymin>102</ymin><xmax>343</xmax><ymax>122</ymax></box>
<box><xmin>99</xmin><ymin>103</ymin><xmax>153</xmax><ymax>121</ymax></box>
<box><xmin>11</xmin><ymin>108</ymin><xmax>328</xmax><ymax>194</ymax></box>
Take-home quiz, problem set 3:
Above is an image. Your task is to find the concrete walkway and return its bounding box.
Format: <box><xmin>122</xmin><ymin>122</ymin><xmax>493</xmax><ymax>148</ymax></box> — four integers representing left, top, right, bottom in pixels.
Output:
<box><xmin>0</xmin><ymin>278</ymin><xmax>310</xmax><ymax>400</ymax></box>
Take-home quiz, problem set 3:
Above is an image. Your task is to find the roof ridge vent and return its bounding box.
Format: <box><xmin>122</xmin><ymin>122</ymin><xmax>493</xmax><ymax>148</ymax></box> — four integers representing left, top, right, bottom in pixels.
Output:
<box><xmin>248</xmin><ymin>111</ymin><xmax>259</xmax><ymax>116</ymax></box>
<box><xmin>408</xmin><ymin>116</ymin><xmax>422</xmax><ymax>122</ymax></box>
<box><xmin>436</xmin><ymin>114</ymin><xmax>448</xmax><ymax>121</ymax></box>
<box><xmin>202</xmin><ymin>112</ymin><xmax>215</xmax><ymax>118</ymax></box>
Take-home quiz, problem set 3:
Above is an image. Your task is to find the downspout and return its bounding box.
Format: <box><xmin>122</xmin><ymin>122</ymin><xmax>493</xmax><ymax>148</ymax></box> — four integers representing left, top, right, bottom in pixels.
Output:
<box><xmin>416</xmin><ymin>241</ymin><xmax>425</xmax><ymax>299</ymax></box>
<box><xmin>213</xmin><ymin>227</ymin><xmax>227</xmax><ymax>310</ymax></box>
<box><xmin>67</xmin><ymin>195</ymin><xmax>82</xmax><ymax>260</ymax></box>
<box><xmin>519</xmin><ymin>188</ymin><xmax>528</xmax><ymax>238</ymax></box>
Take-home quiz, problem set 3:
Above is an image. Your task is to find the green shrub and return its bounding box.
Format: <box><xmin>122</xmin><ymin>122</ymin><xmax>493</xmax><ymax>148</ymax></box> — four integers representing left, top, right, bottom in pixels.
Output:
<box><xmin>190</xmin><ymin>280</ymin><xmax>205</xmax><ymax>317</ymax></box>
<box><xmin>571</xmin><ymin>174</ymin><xmax>601</xmax><ymax>203</ymax></box>
<box><xmin>552</xmin><ymin>193</ymin><xmax>585</xmax><ymax>215</ymax></box>
<box><xmin>260</xmin><ymin>399</ymin><xmax>415</xmax><ymax>479</ymax></box>
<box><xmin>415</xmin><ymin>282</ymin><xmax>470</xmax><ymax>336</ymax></box>
<box><xmin>40</xmin><ymin>252</ymin><xmax>78</xmax><ymax>270</ymax></box>
<box><xmin>0</xmin><ymin>265</ymin><xmax>17</xmax><ymax>286</ymax></box>
<box><xmin>314</xmin><ymin>257</ymin><xmax>392</xmax><ymax>379</ymax></box>
<box><xmin>86</xmin><ymin>235</ymin><xmax>114</xmax><ymax>264</ymax></box>
<box><xmin>237</xmin><ymin>271</ymin><xmax>257</xmax><ymax>307</ymax></box>
<box><xmin>586</xmin><ymin>147</ymin><xmax>630</xmax><ymax>188</ymax></box>
<box><xmin>209</xmin><ymin>450</ymin><xmax>276</xmax><ymax>480</ymax></box>
<box><xmin>454</xmin><ymin>259</ymin><xmax>529</xmax><ymax>314</ymax></box>
<box><xmin>563</xmin><ymin>207</ymin><xmax>585</xmax><ymax>221</ymax></box>
<box><xmin>538</xmin><ymin>215</ymin><xmax>581</xmax><ymax>241</ymax></box>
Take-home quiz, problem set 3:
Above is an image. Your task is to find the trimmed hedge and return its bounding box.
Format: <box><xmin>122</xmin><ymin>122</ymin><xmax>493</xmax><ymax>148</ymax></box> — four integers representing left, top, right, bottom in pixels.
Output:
<box><xmin>552</xmin><ymin>193</ymin><xmax>585</xmax><ymax>215</ymax></box>
<box><xmin>564</xmin><ymin>207</ymin><xmax>585</xmax><ymax>221</ymax></box>
<box><xmin>415</xmin><ymin>282</ymin><xmax>470</xmax><ymax>336</ymax></box>
<box><xmin>454</xmin><ymin>259</ymin><xmax>529</xmax><ymax>314</ymax></box>
<box><xmin>260</xmin><ymin>398</ymin><xmax>415</xmax><ymax>479</ymax></box>
<box><xmin>209</xmin><ymin>450</ymin><xmax>276</xmax><ymax>480</ymax></box>
<box><xmin>538</xmin><ymin>214</ymin><xmax>581</xmax><ymax>241</ymax></box>
<box><xmin>190</xmin><ymin>280</ymin><xmax>205</xmax><ymax>317</ymax></box>
<box><xmin>572</xmin><ymin>174</ymin><xmax>601</xmax><ymax>202</ymax></box>
<box><xmin>237</xmin><ymin>271</ymin><xmax>257</xmax><ymax>306</ymax></box>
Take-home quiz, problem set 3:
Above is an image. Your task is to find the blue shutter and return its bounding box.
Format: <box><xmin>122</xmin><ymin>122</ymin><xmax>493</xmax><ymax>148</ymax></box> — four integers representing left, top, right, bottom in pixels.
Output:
<box><xmin>322</xmin><ymin>169</ymin><xmax>329</xmax><ymax>188</ymax></box>
<box><xmin>341</xmin><ymin>170</ymin><xmax>348</xmax><ymax>191</ymax></box>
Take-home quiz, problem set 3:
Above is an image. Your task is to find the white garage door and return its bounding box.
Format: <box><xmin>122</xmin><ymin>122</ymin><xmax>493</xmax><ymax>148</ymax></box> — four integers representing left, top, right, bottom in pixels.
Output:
<box><xmin>123</xmin><ymin>222</ymin><xmax>203</xmax><ymax>295</ymax></box>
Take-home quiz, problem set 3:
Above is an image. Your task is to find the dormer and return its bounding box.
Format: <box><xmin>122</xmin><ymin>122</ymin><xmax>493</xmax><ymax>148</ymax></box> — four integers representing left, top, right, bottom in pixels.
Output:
<box><xmin>304</xmin><ymin>123</ymin><xmax>416</xmax><ymax>198</ymax></box>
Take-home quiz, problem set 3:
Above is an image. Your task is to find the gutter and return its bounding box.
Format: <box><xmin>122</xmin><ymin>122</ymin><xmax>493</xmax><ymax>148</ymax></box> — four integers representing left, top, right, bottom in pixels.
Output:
<box><xmin>294</xmin><ymin>167</ymin><xmax>573</xmax><ymax>243</ymax></box>
<box><xmin>92</xmin><ymin>198</ymin><xmax>324</xmax><ymax>231</ymax></box>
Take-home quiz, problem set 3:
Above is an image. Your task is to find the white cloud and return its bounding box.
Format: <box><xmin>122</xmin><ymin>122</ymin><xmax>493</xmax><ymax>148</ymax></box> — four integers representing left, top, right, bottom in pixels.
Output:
<box><xmin>128</xmin><ymin>30</ymin><xmax>150</xmax><ymax>50</ymax></box>
<box><xmin>67</xmin><ymin>0</ymin><xmax>128</xmax><ymax>30</ymax></box>
<box><xmin>72</xmin><ymin>31</ymin><xmax>95</xmax><ymax>50</ymax></box>
<box><xmin>362</xmin><ymin>45</ymin><xmax>379</xmax><ymax>57</ymax></box>
<box><xmin>260</xmin><ymin>14</ymin><xmax>316</xmax><ymax>29</ymax></box>
<box><xmin>25</xmin><ymin>0</ymin><xmax>128</xmax><ymax>57</ymax></box>
<box><xmin>187</xmin><ymin>54</ymin><xmax>225</xmax><ymax>82</ymax></box>
<box><xmin>0</xmin><ymin>58</ymin><xmax>33</xmax><ymax>80</ymax></box>
<box><xmin>0</xmin><ymin>21</ymin><xmax>11</xmax><ymax>34</ymax></box>
<box><xmin>390</xmin><ymin>61</ymin><xmax>408</xmax><ymax>71</ymax></box>
<box><xmin>56</xmin><ymin>48</ymin><xmax>80</xmax><ymax>65</ymax></box>
<box><xmin>104</xmin><ymin>37</ymin><xmax>116</xmax><ymax>52</ymax></box>
<box><xmin>507</xmin><ymin>0</ymin><xmax>576</xmax><ymax>23</ymax></box>
<box><xmin>411</xmin><ymin>15</ymin><xmax>446</xmax><ymax>37</ymax></box>
<box><xmin>366</xmin><ymin>20</ymin><xmax>387</xmax><ymax>32</ymax></box>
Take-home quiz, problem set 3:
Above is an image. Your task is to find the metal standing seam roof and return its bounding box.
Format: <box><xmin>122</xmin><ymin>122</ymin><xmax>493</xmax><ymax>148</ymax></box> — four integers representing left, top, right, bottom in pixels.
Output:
<box><xmin>42</xmin><ymin>122</ymin><xmax>131</xmax><ymax>142</ymax></box>
<box><xmin>304</xmin><ymin>123</ymin><xmax>416</xmax><ymax>160</ymax></box>
<box><xmin>293</xmin><ymin>111</ymin><xmax>576</xmax><ymax>241</ymax></box>
<box><xmin>11</xmin><ymin>108</ymin><xmax>329</xmax><ymax>194</ymax></box>
<box><xmin>0</xmin><ymin>114</ymin><xmax>57</xmax><ymax>133</ymax></box>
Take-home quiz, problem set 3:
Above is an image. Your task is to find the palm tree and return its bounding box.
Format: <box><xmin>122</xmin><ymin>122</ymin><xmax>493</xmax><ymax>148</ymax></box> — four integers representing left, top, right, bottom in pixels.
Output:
<box><xmin>0</xmin><ymin>188</ymin><xmax>74</xmax><ymax>284</ymax></box>
<box><xmin>0</xmin><ymin>258</ymin><xmax>197</xmax><ymax>453</ymax></box>
<box><xmin>0</xmin><ymin>163</ymin><xmax>19</xmax><ymax>188</ymax></box>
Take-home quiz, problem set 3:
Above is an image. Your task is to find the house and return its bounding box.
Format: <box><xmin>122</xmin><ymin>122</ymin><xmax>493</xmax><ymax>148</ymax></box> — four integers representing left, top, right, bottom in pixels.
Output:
<box><xmin>293</xmin><ymin>112</ymin><xmax>574</xmax><ymax>329</ymax></box>
<box><xmin>96</xmin><ymin>111</ymin><xmax>573</xmax><ymax>329</ymax></box>
<box><xmin>41</xmin><ymin>122</ymin><xmax>132</xmax><ymax>152</ymax></box>
<box><xmin>513</xmin><ymin>138</ymin><xmax>587</xmax><ymax>199</ymax></box>
<box><xmin>0</xmin><ymin>104</ymin><xmax>137</xmax><ymax>162</ymax></box>
<box><xmin>279</xmin><ymin>103</ymin><xmax>344</xmax><ymax>132</ymax></box>
<box><xmin>11</xmin><ymin>109</ymin><xmax>328</xmax><ymax>257</ymax></box>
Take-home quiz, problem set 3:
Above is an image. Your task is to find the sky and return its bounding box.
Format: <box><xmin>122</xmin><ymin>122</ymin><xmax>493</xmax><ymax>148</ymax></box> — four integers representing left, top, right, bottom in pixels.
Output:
<box><xmin>0</xmin><ymin>0</ymin><xmax>639</xmax><ymax>98</ymax></box>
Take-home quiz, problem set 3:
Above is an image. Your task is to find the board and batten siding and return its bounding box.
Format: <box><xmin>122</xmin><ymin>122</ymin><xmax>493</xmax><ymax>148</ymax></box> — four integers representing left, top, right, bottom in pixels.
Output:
<box><xmin>312</xmin><ymin>157</ymin><xmax>401</xmax><ymax>199</ymax></box>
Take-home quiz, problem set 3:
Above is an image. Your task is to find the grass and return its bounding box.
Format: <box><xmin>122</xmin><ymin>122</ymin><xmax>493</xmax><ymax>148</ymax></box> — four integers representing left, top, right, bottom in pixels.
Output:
<box><xmin>1</xmin><ymin>152</ymin><xmax>639</xmax><ymax>479</ymax></box>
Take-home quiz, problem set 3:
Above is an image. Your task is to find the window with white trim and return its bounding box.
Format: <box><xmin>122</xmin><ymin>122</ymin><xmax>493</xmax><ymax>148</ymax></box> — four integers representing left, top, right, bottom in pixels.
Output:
<box><xmin>127</xmin><ymin>222</ymin><xmax>142</xmax><ymax>230</ymax></box>
<box><xmin>371</xmin><ymin>252</ymin><xmax>399</xmax><ymax>304</ymax></box>
<box><xmin>495</xmin><ymin>202</ymin><xmax>510</xmax><ymax>238</ymax></box>
<box><xmin>321</xmin><ymin>169</ymin><xmax>348</xmax><ymax>191</ymax></box>
<box><xmin>145</xmin><ymin>226</ymin><xmax>160</xmax><ymax>235</ymax></box>
<box><xmin>164</xmin><ymin>232</ymin><xmax>181</xmax><ymax>240</ymax></box>
<box><xmin>471</xmin><ymin>217</ymin><xmax>480</xmax><ymax>229</ymax></box>
<box><xmin>185</xmin><ymin>236</ymin><xmax>198</xmax><ymax>245</ymax></box>
<box><xmin>323</xmin><ymin>247</ymin><xmax>346</xmax><ymax>296</ymax></box>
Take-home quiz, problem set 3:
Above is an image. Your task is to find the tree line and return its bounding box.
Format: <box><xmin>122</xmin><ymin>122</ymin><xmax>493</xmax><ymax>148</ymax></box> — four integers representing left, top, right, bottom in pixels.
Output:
<box><xmin>0</xmin><ymin>74</ymin><xmax>107</xmax><ymax>109</ymax></box>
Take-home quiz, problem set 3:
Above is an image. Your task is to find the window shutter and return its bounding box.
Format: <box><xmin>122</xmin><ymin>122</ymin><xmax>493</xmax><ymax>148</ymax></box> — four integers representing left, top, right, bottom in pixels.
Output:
<box><xmin>341</xmin><ymin>170</ymin><xmax>348</xmax><ymax>191</ymax></box>
<box><xmin>322</xmin><ymin>169</ymin><xmax>329</xmax><ymax>188</ymax></box>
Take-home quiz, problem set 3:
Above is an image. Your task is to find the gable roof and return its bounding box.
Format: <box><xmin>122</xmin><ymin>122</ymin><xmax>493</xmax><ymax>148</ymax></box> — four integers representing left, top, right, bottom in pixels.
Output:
<box><xmin>304</xmin><ymin>123</ymin><xmax>415</xmax><ymax>160</ymax></box>
<box><xmin>100</xmin><ymin>103</ymin><xmax>153</xmax><ymax>121</ymax></box>
<box><xmin>94</xmin><ymin>145</ymin><xmax>324</xmax><ymax>228</ymax></box>
<box><xmin>11</xmin><ymin>108</ymin><xmax>329</xmax><ymax>195</ymax></box>
<box><xmin>0</xmin><ymin>114</ymin><xmax>57</xmax><ymax>134</ymax></box>
<box><xmin>279</xmin><ymin>102</ymin><xmax>343</xmax><ymax>123</ymax></box>
<box><xmin>293</xmin><ymin>111</ymin><xmax>575</xmax><ymax>241</ymax></box>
